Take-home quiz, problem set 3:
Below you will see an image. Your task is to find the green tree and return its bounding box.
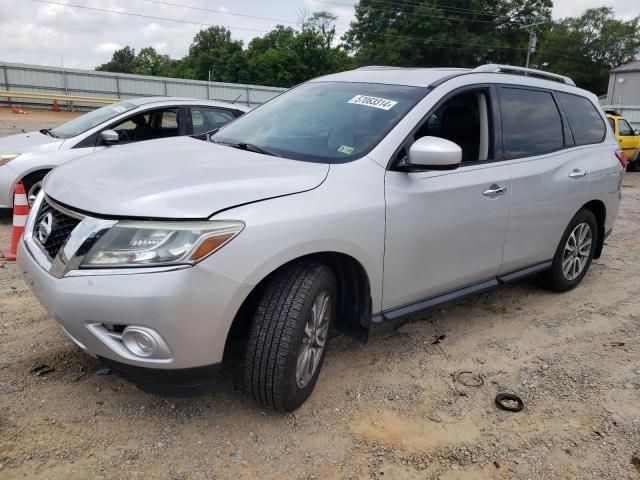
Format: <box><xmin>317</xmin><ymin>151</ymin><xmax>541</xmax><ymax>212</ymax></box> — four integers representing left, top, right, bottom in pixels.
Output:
<box><xmin>134</xmin><ymin>47</ymin><xmax>173</xmax><ymax>76</ymax></box>
<box><xmin>96</xmin><ymin>46</ymin><xmax>137</xmax><ymax>74</ymax></box>
<box><xmin>536</xmin><ymin>8</ymin><xmax>640</xmax><ymax>94</ymax></box>
<box><xmin>343</xmin><ymin>0</ymin><xmax>552</xmax><ymax>68</ymax></box>
<box><xmin>246</xmin><ymin>13</ymin><xmax>352</xmax><ymax>88</ymax></box>
<box><xmin>186</xmin><ymin>26</ymin><xmax>249</xmax><ymax>83</ymax></box>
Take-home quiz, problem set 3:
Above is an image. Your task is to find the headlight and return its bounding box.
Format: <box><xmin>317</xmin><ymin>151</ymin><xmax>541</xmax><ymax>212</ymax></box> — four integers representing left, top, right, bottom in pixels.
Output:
<box><xmin>81</xmin><ymin>220</ymin><xmax>244</xmax><ymax>268</ymax></box>
<box><xmin>0</xmin><ymin>154</ymin><xmax>19</xmax><ymax>166</ymax></box>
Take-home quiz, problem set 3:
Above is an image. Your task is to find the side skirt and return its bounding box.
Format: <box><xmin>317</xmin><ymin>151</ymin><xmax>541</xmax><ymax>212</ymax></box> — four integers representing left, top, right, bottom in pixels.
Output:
<box><xmin>377</xmin><ymin>260</ymin><xmax>552</xmax><ymax>323</ymax></box>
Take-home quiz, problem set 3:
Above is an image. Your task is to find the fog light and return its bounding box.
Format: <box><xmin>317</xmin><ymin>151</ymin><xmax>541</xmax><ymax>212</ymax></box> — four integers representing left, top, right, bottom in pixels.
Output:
<box><xmin>122</xmin><ymin>327</ymin><xmax>158</xmax><ymax>358</ymax></box>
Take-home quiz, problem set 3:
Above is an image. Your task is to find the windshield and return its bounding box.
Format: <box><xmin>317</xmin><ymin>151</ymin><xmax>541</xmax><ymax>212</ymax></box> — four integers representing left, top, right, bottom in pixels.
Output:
<box><xmin>51</xmin><ymin>102</ymin><xmax>137</xmax><ymax>139</ymax></box>
<box><xmin>213</xmin><ymin>82</ymin><xmax>427</xmax><ymax>163</ymax></box>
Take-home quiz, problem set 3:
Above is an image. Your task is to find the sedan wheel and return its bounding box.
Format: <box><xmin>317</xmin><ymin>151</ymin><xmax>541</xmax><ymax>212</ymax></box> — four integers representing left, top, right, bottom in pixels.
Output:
<box><xmin>27</xmin><ymin>181</ymin><xmax>42</xmax><ymax>207</ymax></box>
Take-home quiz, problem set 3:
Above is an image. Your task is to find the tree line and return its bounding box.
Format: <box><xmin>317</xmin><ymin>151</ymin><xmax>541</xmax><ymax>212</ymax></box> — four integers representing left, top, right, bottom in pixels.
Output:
<box><xmin>96</xmin><ymin>2</ymin><xmax>640</xmax><ymax>95</ymax></box>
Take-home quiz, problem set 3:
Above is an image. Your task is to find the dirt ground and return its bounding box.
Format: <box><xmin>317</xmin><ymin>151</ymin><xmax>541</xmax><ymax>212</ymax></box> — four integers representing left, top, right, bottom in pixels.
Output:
<box><xmin>1</xmin><ymin>114</ymin><xmax>639</xmax><ymax>479</ymax></box>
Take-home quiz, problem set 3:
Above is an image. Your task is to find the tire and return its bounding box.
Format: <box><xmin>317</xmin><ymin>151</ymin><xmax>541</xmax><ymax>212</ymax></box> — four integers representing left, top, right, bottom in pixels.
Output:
<box><xmin>628</xmin><ymin>160</ymin><xmax>640</xmax><ymax>172</ymax></box>
<box><xmin>244</xmin><ymin>261</ymin><xmax>336</xmax><ymax>412</ymax></box>
<box><xmin>21</xmin><ymin>170</ymin><xmax>49</xmax><ymax>207</ymax></box>
<box><xmin>539</xmin><ymin>209</ymin><xmax>598</xmax><ymax>292</ymax></box>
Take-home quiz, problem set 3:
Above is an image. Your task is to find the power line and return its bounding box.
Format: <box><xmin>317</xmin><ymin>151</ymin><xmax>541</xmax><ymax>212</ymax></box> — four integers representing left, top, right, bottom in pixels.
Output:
<box><xmin>312</xmin><ymin>0</ymin><xmax>548</xmax><ymax>26</ymax></box>
<box><xmin>139</xmin><ymin>0</ymin><xmax>298</xmax><ymax>25</ymax></box>
<box><xmin>363</xmin><ymin>0</ymin><xmax>505</xmax><ymax>18</ymax></box>
<box><xmin>28</xmin><ymin>0</ymin><xmax>587</xmax><ymax>64</ymax></box>
<box><xmin>311</xmin><ymin>0</ymin><xmax>526</xmax><ymax>22</ymax></box>
<box><xmin>28</xmin><ymin>0</ymin><xmax>276</xmax><ymax>34</ymax></box>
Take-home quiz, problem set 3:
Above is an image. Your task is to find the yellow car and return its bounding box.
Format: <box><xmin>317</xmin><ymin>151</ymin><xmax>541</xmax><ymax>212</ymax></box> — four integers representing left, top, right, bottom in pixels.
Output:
<box><xmin>606</xmin><ymin>111</ymin><xmax>640</xmax><ymax>171</ymax></box>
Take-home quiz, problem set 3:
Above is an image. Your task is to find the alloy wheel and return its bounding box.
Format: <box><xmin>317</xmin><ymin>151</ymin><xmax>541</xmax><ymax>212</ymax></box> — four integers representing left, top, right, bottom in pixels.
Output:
<box><xmin>562</xmin><ymin>222</ymin><xmax>592</xmax><ymax>281</ymax></box>
<box><xmin>295</xmin><ymin>290</ymin><xmax>331</xmax><ymax>389</ymax></box>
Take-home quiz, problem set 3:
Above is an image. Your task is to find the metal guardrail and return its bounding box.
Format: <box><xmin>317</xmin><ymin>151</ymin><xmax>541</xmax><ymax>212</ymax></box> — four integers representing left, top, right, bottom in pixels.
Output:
<box><xmin>0</xmin><ymin>90</ymin><xmax>117</xmax><ymax>104</ymax></box>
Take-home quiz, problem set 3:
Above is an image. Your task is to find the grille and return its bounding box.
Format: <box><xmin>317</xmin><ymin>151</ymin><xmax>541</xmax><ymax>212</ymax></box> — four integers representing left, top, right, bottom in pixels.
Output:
<box><xmin>34</xmin><ymin>199</ymin><xmax>81</xmax><ymax>259</ymax></box>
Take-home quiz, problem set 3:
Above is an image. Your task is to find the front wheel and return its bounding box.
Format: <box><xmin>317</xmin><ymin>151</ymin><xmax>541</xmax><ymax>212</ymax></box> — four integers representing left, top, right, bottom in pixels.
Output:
<box><xmin>21</xmin><ymin>170</ymin><xmax>49</xmax><ymax>207</ymax></box>
<box><xmin>244</xmin><ymin>261</ymin><xmax>336</xmax><ymax>412</ymax></box>
<box><xmin>539</xmin><ymin>209</ymin><xmax>598</xmax><ymax>292</ymax></box>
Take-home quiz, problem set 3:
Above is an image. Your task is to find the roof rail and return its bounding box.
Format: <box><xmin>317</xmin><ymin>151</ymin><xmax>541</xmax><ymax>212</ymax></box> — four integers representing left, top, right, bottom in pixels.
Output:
<box><xmin>473</xmin><ymin>64</ymin><xmax>576</xmax><ymax>86</ymax></box>
<box><xmin>355</xmin><ymin>65</ymin><xmax>405</xmax><ymax>71</ymax></box>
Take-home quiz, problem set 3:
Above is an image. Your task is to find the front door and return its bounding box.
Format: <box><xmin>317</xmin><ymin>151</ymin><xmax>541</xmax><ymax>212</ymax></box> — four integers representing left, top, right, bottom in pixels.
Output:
<box><xmin>383</xmin><ymin>87</ymin><xmax>511</xmax><ymax>311</ymax></box>
<box><xmin>617</xmin><ymin>118</ymin><xmax>638</xmax><ymax>160</ymax></box>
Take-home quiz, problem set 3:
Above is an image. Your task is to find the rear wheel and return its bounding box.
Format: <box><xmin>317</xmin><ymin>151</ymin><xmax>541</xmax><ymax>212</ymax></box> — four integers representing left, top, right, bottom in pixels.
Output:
<box><xmin>539</xmin><ymin>209</ymin><xmax>598</xmax><ymax>292</ymax></box>
<box><xmin>244</xmin><ymin>261</ymin><xmax>336</xmax><ymax>412</ymax></box>
<box><xmin>21</xmin><ymin>170</ymin><xmax>49</xmax><ymax>207</ymax></box>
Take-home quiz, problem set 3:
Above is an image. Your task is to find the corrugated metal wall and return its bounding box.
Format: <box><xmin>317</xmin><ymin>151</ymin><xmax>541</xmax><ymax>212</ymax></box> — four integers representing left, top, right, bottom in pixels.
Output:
<box><xmin>604</xmin><ymin>70</ymin><xmax>640</xmax><ymax>128</ymax></box>
<box><xmin>0</xmin><ymin>61</ymin><xmax>285</xmax><ymax>109</ymax></box>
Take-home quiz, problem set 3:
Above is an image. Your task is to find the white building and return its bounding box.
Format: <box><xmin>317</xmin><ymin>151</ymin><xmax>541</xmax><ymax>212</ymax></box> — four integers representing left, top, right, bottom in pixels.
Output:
<box><xmin>603</xmin><ymin>60</ymin><xmax>640</xmax><ymax>128</ymax></box>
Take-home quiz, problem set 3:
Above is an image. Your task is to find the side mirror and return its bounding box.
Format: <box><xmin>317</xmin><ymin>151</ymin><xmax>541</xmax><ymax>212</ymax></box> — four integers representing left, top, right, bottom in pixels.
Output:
<box><xmin>635</xmin><ymin>129</ymin><xmax>640</xmax><ymax>136</ymax></box>
<box><xmin>407</xmin><ymin>136</ymin><xmax>462</xmax><ymax>170</ymax></box>
<box><xmin>100</xmin><ymin>130</ymin><xmax>119</xmax><ymax>145</ymax></box>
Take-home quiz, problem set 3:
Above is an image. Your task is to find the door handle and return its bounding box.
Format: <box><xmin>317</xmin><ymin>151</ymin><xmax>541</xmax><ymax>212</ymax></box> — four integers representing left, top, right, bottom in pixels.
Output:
<box><xmin>483</xmin><ymin>184</ymin><xmax>507</xmax><ymax>197</ymax></box>
<box><xmin>568</xmin><ymin>169</ymin><xmax>587</xmax><ymax>179</ymax></box>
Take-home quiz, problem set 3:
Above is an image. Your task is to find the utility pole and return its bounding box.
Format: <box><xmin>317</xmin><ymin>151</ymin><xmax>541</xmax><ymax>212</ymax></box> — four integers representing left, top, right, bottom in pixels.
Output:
<box><xmin>521</xmin><ymin>21</ymin><xmax>546</xmax><ymax>69</ymax></box>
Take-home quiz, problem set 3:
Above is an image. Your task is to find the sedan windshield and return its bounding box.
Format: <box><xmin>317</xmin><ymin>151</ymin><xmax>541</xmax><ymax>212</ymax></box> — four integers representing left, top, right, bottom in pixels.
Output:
<box><xmin>213</xmin><ymin>82</ymin><xmax>427</xmax><ymax>163</ymax></box>
<box><xmin>51</xmin><ymin>102</ymin><xmax>137</xmax><ymax>139</ymax></box>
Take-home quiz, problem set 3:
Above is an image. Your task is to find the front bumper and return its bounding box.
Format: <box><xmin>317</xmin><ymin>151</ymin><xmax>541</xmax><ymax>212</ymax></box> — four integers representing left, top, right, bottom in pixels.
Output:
<box><xmin>18</xmin><ymin>239</ymin><xmax>252</xmax><ymax>393</ymax></box>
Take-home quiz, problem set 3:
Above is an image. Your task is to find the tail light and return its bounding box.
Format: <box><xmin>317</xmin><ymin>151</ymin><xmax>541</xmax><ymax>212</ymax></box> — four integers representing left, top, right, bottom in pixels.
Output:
<box><xmin>615</xmin><ymin>149</ymin><xmax>627</xmax><ymax>168</ymax></box>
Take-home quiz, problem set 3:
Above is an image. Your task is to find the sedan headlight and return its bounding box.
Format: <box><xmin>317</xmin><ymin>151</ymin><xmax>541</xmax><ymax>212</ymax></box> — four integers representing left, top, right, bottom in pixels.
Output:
<box><xmin>81</xmin><ymin>220</ymin><xmax>244</xmax><ymax>268</ymax></box>
<box><xmin>0</xmin><ymin>154</ymin><xmax>19</xmax><ymax>166</ymax></box>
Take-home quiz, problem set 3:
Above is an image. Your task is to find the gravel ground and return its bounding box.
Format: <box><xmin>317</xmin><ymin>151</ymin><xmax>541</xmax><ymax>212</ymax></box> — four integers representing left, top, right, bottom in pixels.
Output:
<box><xmin>0</xmin><ymin>107</ymin><xmax>81</xmax><ymax>138</ymax></box>
<box><xmin>1</xmin><ymin>114</ymin><xmax>639</xmax><ymax>479</ymax></box>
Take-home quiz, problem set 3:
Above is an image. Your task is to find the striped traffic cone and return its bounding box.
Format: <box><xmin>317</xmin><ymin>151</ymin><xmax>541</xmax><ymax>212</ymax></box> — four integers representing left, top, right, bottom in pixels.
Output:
<box><xmin>2</xmin><ymin>182</ymin><xmax>29</xmax><ymax>261</ymax></box>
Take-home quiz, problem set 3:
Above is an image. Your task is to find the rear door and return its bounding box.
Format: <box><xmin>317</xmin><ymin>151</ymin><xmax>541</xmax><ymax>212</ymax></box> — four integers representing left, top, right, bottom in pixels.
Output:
<box><xmin>499</xmin><ymin>88</ymin><xmax>603</xmax><ymax>274</ymax></box>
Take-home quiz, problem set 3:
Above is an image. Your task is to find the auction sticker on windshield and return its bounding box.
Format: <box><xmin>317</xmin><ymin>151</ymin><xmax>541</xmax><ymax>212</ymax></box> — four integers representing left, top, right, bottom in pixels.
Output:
<box><xmin>348</xmin><ymin>95</ymin><xmax>398</xmax><ymax>111</ymax></box>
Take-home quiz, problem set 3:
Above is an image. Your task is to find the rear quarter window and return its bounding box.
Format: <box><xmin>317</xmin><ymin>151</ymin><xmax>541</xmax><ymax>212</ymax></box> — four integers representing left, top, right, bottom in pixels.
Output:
<box><xmin>557</xmin><ymin>92</ymin><xmax>606</xmax><ymax>145</ymax></box>
<box><xmin>499</xmin><ymin>87</ymin><xmax>564</xmax><ymax>160</ymax></box>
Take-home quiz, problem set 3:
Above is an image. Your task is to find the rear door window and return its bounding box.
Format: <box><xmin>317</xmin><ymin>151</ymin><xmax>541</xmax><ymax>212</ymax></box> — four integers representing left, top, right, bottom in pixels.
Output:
<box><xmin>557</xmin><ymin>93</ymin><xmax>606</xmax><ymax>145</ymax></box>
<box><xmin>499</xmin><ymin>87</ymin><xmax>564</xmax><ymax>160</ymax></box>
<box><xmin>190</xmin><ymin>107</ymin><xmax>237</xmax><ymax>135</ymax></box>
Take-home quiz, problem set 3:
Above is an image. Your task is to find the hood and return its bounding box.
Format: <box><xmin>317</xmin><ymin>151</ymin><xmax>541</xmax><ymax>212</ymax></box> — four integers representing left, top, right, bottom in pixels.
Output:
<box><xmin>44</xmin><ymin>137</ymin><xmax>329</xmax><ymax>218</ymax></box>
<box><xmin>0</xmin><ymin>131</ymin><xmax>65</xmax><ymax>154</ymax></box>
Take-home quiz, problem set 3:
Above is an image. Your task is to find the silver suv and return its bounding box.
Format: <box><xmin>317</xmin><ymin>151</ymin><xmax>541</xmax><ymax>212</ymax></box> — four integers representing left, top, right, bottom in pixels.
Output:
<box><xmin>18</xmin><ymin>65</ymin><xmax>624</xmax><ymax>411</ymax></box>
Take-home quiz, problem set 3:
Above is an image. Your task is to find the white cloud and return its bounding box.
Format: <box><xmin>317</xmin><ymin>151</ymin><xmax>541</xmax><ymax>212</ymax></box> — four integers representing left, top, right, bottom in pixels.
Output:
<box><xmin>93</xmin><ymin>42</ymin><xmax>122</xmax><ymax>54</ymax></box>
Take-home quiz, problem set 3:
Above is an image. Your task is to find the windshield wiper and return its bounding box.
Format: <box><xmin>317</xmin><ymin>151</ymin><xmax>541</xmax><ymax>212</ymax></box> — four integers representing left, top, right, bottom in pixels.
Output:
<box><xmin>40</xmin><ymin>129</ymin><xmax>59</xmax><ymax>138</ymax></box>
<box><xmin>238</xmin><ymin>143</ymin><xmax>282</xmax><ymax>157</ymax></box>
<box><xmin>219</xmin><ymin>141</ymin><xmax>282</xmax><ymax>158</ymax></box>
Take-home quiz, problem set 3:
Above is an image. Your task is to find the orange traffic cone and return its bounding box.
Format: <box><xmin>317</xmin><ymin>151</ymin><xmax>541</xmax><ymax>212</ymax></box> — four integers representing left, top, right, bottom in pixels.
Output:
<box><xmin>11</xmin><ymin>106</ymin><xmax>27</xmax><ymax>114</ymax></box>
<box><xmin>2</xmin><ymin>182</ymin><xmax>29</xmax><ymax>261</ymax></box>
<box><xmin>53</xmin><ymin>99</ymin><xmax>60</xmax><ymax>112</ymax></box>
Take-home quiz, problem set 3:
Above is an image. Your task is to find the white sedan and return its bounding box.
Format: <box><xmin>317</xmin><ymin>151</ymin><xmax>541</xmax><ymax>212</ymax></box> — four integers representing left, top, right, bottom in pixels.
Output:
<box><xmin>0</xmin><ymin>97</ymin><xmax>248</xmax><ymax>207</ymax></box>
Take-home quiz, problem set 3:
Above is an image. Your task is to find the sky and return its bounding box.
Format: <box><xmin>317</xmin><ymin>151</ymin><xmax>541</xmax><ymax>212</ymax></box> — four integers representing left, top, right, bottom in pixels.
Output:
<box><xmin>0</xmin><ymin>0</ymin><xmax>639</xmax><ymax>70</ymax></box>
